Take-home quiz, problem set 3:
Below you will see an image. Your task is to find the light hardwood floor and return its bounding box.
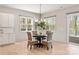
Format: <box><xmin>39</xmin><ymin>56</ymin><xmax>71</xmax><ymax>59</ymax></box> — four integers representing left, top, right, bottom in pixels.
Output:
<box><xmin>0</xmin><ymin>41</ymin><xmax>79</xmax><ymax>55</ymax></box>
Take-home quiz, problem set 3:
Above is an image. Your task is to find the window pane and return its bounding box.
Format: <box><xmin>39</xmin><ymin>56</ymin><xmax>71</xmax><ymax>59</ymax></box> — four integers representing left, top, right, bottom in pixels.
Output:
<box><xmin>19</xmin><ymin>16</ymin><xmax>34</xmax><ymax>32</ymax></box>
<box><xmin>68</xmin><ymin>13</ymin><xmax>79</xmax><ymax>36</ymax></box>
<box><xmin>44</xmin><ymin>16</ymin><xmax>56</xmax><ymax>31</ymax></box>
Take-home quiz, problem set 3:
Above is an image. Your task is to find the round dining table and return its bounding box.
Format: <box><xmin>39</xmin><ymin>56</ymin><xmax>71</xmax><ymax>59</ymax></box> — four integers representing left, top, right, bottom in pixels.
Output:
<box><xmin>33</xmin><ymin>35</ymin><xmax>47</xmax><ymax>43</ymax></box>
<box><xmin>33</xmin><ymin>35</ymin><xmax>47</xmax><ymax>48</ymax></box>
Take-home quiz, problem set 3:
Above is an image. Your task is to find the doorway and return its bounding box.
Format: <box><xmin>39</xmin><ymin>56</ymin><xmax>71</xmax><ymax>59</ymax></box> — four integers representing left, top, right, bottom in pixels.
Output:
<box><xmin>67</xmin><ymin>13</ymin><xmax>79</xmax><ymax>43</ymax></box>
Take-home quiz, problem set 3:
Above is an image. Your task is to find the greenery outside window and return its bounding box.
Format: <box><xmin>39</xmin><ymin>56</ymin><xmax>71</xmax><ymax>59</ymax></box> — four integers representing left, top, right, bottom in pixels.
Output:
<box><xmin>68</xmin><ymin>13</ymin><xmax>79</xmax><ymax>36</ymax></box>
<box><xmin>44</xmin><ymin>16</ymin><xmax>56</xmax><ymax>31</ymax></box>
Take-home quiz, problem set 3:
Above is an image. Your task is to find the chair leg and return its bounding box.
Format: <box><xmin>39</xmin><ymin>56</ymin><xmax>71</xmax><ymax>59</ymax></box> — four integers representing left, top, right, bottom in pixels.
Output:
<box><xmin>30</xmin><ymin>45</ymin><xmax>32</xmax><ymax>50</ymax></box>
<box><xmin>47</xmin><ymin>46</ymin><xmax>49</xmax><ymax>50</ymax></box>
<box><xmin>27</xmin><ymin>44</ymin><xmax>28</xmax><ymax>47</ymax></box>
<box><xmin>51</xmin><ymin>45</ymin><xmax>53</xmax><ymax>48</ymax></box>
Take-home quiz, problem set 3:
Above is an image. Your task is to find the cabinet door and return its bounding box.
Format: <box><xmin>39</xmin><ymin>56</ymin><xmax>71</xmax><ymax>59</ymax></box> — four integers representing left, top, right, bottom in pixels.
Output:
<box><xmin>0</xmin><ymin>35</ymin><xmax>3</xmax><ymax>45</ymax></box>
<box><xmin>0</xmin><ymin>34</ymin><xmax>9</xmax><ymax>45</ymax></box>
<box><xmin>0</xmin><ymin>33</ymin><xmax>15</xmax><ymax>45</ymax></box>
<box><xmin>0</xmin><ymin>13</ymin><xmax>15</xmax><ymax>27</ymax></box>
<box><xmin>8</xmin><ymin>14</ymin><xmax>15</xmax><ymax>27</ymax></box>
<box><xmin>8</xmin><ymin>34</ymin><xmax>15</xmax><ymax>43</ymax></box>
<box><xmin>0</xmin><ymin>13</ymin><xmax>9</xmax><ymax>27</ymax></box>
<box><xmin>3</xmin><ymin>28</ymin><xmax>14</xmax><ymax>33</ymax></box>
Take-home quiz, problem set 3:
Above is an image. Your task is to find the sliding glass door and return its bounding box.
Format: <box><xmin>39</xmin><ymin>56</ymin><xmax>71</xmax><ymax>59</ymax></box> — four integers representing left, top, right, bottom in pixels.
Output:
<box><xmin>68</xmin><ymin>13</ymin><xmax>79</xmax><ymax>36</ymax></box>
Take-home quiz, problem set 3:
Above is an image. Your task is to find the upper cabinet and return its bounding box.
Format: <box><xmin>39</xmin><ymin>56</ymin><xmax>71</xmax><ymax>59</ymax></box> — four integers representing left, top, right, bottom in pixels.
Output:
<box><xmin>0</xmin><ymin>13</ymin><xmax>8</xmax><ymax>27</ymax></box>
<box><xmin>0</xmin><ymin>13</ymin><xmax>14</xmax><ymax>27</ymax></box>
<box><xmin>8</xmin><ymin>14</ymin><xmax>15</xmax><ymax>27</ymax></box>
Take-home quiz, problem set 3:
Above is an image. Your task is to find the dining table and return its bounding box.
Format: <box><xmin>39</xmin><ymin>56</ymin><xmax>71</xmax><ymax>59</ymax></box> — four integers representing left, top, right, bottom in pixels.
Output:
<box><xmin>33</xmin><ymin>35</ymin><xmax>47</xmax><ymax>48</ymax></box>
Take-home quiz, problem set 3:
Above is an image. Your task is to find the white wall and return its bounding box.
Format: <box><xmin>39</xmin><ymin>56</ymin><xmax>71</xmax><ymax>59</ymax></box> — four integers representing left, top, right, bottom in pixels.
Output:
<box><xmin>42</xmin><ymin>5</ymin><xmax>79</xmax><ymax>43</ymax></box>
<box><xmin>0</xmin><ymin>5</ymin><xmax>39</xmax><ymax>42</ymax></box>
<box><xmin>1</xmin><ymin>5</ymin><xmax>79</xmax><ymax>43</ymax></box>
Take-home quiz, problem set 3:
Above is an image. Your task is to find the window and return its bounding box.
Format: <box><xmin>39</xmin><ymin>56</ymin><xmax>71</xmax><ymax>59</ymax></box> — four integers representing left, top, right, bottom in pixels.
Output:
<box><xmin>19</xmin><ymin>15</ymin><xmax>34</xmax><ymax>32</ymax></box>
<box><xmin>44</xmin><ymin>16</ymin><xmax>56</xmax><ymax>31</ymax></box>
<box><xmin>67</xmin><ymin>13</ymin><xmax>79</xmax><ymax>36</ymax></box>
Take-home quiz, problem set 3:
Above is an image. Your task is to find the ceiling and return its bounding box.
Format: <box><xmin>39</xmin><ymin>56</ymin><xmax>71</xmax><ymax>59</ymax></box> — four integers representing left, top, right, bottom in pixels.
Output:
<box><xmin>1</xmin><ymin>4</ymin><xmax>75</xmax><ymax>14</ymax></box>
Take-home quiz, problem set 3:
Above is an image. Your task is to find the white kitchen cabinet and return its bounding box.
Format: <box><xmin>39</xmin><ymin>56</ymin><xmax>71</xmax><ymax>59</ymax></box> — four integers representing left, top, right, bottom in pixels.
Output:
<box><xmin>0</xmin><ymin>13</ymin><xmax>15</xmax><ymax>27</ymax></box>
<box><xmin>3</xmin><ymin>28</ymin><xmax>14</xmax><ymax>33</ymax></box>
<box><xmin>1</xmin><ymin>34</ymin><xmax>9</xmax><ymax>45</ymax></box>
<box><xmin>0</xmin><ymin>13</ymin><xmax>15</xmax><ymax>45</ymax></box>
<box><xmin>0</xmin><ymin>35</ymin><xmax>3</xmax><ymax>45</ymax></box>
<box><xmin>8</xmin><ymin>34</ymin><xmax>15</xmax><ymax>43</ymax></box>
<box><xmin>8</xmin><ymin>14</ymin><xmax>15</xmax><ymax>27</ymax></box>
<box><xmin>0</xmin><ymin>13</ymin><xmax>9</xmax><ymax>27</ymax></box>
<box><xmin>0</xmin><ymin>34</ymin><xmax>15</xmax><ymax>45</ymax></box>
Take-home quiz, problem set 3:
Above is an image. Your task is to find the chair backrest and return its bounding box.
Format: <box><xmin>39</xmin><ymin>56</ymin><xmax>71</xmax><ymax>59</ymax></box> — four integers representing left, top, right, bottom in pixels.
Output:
<box><xmin>32</xmin><ymin>31</ymin><xmax>37</xmax><ymax>36</ymax></box>
<box><xmin>27</xmin><ymin>32</ymin><xmax>32</xmax><ymax>41</ymax></box>
<box><xmin>46</xmin><ymin>31</ymin><xmax>53</xmax><ymax>41</ymax></box>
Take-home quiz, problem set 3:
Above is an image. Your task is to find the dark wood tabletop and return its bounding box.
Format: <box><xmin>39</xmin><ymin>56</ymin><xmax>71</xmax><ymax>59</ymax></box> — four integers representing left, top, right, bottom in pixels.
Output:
<box><xmin>33</xmin><ymin>35</ymin><xmax>47</xmax><ymax>43</ymax></box>
<box><xmin>33</xmin><ymin>35</ymin><xmax>47</xmax><ymax>48</ymax></box>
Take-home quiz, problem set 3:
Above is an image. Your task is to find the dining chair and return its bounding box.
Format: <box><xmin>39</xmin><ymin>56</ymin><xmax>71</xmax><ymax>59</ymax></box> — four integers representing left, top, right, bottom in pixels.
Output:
<box><xmin>42</xmin><ymin>31</ymin><xmax>53</xmax><ymax>50</ymax></box>
<box><xmin>47</xmin><ymin>31</ymin><xmax>53</xmax><ymax>48</ymax></box>
<box><xmin>32</xmin><ymin>31</ymin><xmax>37</xmax><ymax>41</ymax></box>
<box><xmin>27</xmin><ymin>32</ymin><xmax>38</xmax><ymax>49</ymax></box>
<box><xmin>32</xmin><ymin>31</ymin><xmax>37</xmax><ymax>35</ymax></box>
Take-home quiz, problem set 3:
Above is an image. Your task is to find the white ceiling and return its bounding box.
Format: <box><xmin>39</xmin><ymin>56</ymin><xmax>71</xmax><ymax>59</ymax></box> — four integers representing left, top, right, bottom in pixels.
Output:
<box><xmin>1</xmin><ymin>4</ymin><xmax>75</xmax><ymax>14</ymax></box>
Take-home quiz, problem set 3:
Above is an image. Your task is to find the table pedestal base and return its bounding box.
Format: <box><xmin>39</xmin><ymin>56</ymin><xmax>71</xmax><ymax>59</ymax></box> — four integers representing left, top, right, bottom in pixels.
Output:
<box><xmin>34</xmin><ymin>43</ymin><xmax>44</xmax><ymax>48</ymax></box>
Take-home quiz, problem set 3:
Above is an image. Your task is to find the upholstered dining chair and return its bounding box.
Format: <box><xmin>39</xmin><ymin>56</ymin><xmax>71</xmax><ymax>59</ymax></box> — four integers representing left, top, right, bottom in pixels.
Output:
<box><xmin>42</xmin><ymin>31</ymin><xmax>53</xmax><ymax>50</ymax></box>
<box><xmin>27</xmin><ymin>32</ymin><xmax>38</xmax><ymax>49</ymax></box>
<box><xmin>32</xmin><ymin>31</ymin><xmax>37</xmax><ymax>35</ymax></box>
<box><xmin>32</xmin><ymin>31</ymin><xmax>37</xmax><ymax>41</ymax></box>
